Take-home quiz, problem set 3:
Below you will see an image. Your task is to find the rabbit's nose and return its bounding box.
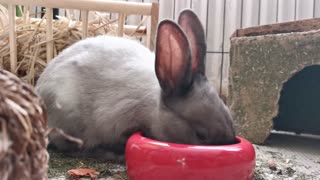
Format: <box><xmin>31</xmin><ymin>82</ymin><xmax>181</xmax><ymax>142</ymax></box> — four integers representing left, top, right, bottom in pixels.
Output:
<box><xmin>223</xmin><ymin>131</ymin><xmax>237</xmax><ymax>145</ymax></box>
<box><xmin>209</xmin><ymin>129</ymin><xmax>236</xmax><ymax>145</ymax></box>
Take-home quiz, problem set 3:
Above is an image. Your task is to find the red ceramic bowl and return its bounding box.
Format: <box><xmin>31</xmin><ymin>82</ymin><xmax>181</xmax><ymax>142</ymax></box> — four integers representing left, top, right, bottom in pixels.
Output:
<box><xmin>125</xmin><ymin>132</ymin><xmax>255</xmax><ymax>180</ymax></box>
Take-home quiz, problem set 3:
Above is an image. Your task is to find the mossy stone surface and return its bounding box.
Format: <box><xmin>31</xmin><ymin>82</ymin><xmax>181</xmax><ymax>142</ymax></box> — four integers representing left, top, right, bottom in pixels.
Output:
<box><xmin>229</xmin><ymin>30</ymin><xmax>320</xmax><ymax>144</ymax></box>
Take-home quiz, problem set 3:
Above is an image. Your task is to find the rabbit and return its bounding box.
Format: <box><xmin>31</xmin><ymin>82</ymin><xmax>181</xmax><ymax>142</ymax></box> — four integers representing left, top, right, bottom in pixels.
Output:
<box><xmin>35</xmin><ymin>9</ymin><xmax>236</xmax><ymax>161</ymax></box>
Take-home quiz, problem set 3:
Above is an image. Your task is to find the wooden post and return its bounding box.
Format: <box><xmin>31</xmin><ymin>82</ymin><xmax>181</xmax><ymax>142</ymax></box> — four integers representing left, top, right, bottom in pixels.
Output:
<box><xmin>117</xmin><ymin>13</ymin><xmax>125</xmax><ymax>37</ymax></box>
<box><xmin>24</xmin><ymin>6</ymin><xmax>31</xmax><ymax>24</ymax></box>
<box><xmin>46</xmin><ymin>7</ymin><xmax>54</xmax><ymax>62</ymax></box>
<box><xmin>81</xmin><ymin>10</ymin><xmax>88</xmax><ymax>39</ymax></box>
<box><xmin>8</xmin><ymin>4</ymin><xmax>17</xmax><ymax>73</ymax></box>
<box><xmin>149</xmin><ymin>2</ymin><xmax>159</xmax><ymax>51</ymax></box>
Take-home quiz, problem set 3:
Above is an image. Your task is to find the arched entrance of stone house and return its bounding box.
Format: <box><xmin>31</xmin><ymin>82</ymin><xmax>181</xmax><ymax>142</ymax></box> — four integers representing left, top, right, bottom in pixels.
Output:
<box><xmin>263</xmin><ymin>65</ymin><xmax>320</xmax><ymax>178</ymax></box>
<box><xmin>273</xmin><ymin>65</ymin><xmax>320</xmax><ymax>135</ymax></box>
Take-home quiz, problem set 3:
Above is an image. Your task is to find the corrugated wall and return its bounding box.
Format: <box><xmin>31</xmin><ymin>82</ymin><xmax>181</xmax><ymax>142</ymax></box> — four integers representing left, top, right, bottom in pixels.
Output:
<box><xmin>33</xmin><ymin>0</ymin><xmax>320</xmax><ymax>94</ymax></box>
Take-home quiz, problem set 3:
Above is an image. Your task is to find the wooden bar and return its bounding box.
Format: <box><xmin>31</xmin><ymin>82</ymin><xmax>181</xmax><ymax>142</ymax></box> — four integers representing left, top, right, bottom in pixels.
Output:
<box><xmin>27</xmin><ymin>16</ymin><xmax>147</xmax><ymax>36</ymax></box>
<box><xmin>123</xmin><ymin>24</ymin><xmax>146</xmax><ymax>33</ymax></box>
<box><xmin>24</xmin><ymin>6</ymin><xmax>31</xmax><ymax>24</ymax></box>
<box><xmin>149</xmin><ymin>2</ymin><xmax>159</xmax><ymax>51</ymax></box>
<box><xmin>117</xmin><ymin>13</ymin><xmax>125</xmax><ymax>37</ymax></box>
<box><xmin>46</xmin><ymin>7</ymin><xmax>54</xmax><ymax>62</ymax></box>
<box><xmin>145</xmin><ymin>19</ymin><xmax>150</xmax><ymax>48</ymax></box>
<box><xmin>81</xmin><ymin>10</ymin><xmax>88</xmax><ymax>39</ymax></box>
<box><xmin>0</xmin><ymin>0</ymin><xmax>153</xmax><ymax>15</ymax></box>
<box><xmin>8</xmin><ymin>4</ymin><xmax>17</xmax><ymax>73</ymax></box>
<box><xmin>111</xmin><ymin>24</ymin><xmax>147</xmax><ymax>36</ymax></box>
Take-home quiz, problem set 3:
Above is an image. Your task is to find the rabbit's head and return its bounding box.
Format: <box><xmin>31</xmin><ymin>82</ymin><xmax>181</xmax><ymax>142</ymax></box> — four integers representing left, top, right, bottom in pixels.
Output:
<box><xmin>150</xmin><ymin>9</ymin><xmax>235</xmax><ymax>145</ymax></box>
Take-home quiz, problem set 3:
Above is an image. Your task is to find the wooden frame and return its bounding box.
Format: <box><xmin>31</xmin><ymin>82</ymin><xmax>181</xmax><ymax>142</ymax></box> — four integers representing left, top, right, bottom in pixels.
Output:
<box><xmin>0</xmin><ymin>0</ymin><xmax>159</xmax><ymax>73</ymax></box>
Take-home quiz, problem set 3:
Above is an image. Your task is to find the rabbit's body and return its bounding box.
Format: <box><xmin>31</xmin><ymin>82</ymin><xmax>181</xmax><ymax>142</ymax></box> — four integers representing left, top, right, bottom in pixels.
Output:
<box><xmin>36</xmin><ymin>36</ymin><xmax>160</xmax><ymax>154</ymax></box>
<box><xmin>36</xmin><ymin>10</ymin><xmax>235</xmax><ymax>161</ymax></box>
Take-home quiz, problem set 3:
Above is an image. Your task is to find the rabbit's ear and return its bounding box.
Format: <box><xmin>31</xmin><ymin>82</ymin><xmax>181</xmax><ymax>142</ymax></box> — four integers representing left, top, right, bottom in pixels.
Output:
<box><xmin>155</xmin><ymin>20</ymin><xmax>193</xmax><ymax>96</ymax></box>
<box><xmin>178</xmin><ymin>9</ymin><xmax>206</xmax><ymax>76</ymax></box>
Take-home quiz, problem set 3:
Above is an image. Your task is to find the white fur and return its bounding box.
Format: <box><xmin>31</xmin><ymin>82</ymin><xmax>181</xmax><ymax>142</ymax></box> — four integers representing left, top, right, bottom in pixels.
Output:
<box><xmin>36</xmin><ymin>36</ymin><xmax>159</xmax><ymax>150</ymax></box>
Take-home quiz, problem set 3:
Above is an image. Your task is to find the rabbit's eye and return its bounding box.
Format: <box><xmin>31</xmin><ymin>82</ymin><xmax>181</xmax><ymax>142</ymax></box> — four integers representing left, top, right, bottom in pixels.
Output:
<box><xmin>195</xmin><ymin>129</ymin><xmax>208</xmax><ymax>141</ymax></box>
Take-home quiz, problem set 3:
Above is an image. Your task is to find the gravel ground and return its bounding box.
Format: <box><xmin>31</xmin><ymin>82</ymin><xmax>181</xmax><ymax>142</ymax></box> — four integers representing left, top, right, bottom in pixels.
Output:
<box><xmin>48</xmin><ymin>132</ymin><xmax>320</xmax><ymax>180</ymax></box>
<box><xmin>253</xmin><ymin>132</ymin><xmax>320</xmax><ymax>180</ymax></box>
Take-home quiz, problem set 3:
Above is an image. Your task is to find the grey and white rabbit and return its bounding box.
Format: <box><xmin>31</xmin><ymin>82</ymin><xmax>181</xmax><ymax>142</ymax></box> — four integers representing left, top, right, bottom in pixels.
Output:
<box><xmin>36</xmin><ymin>9</ymin><xmax>235</xmax><ymax>160</ymax></box>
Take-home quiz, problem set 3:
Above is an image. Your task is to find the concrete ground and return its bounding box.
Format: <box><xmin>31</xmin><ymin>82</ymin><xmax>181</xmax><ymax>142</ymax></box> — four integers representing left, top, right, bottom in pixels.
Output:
<box><xmin>48</xmin><ymin>131</ymin><xmax>320</xmax><ymax>180</ymax></box>
<box><xmin>254</xmin><ymin>131</ymin><xmax>320</xmax><ymax>180</ymax></box>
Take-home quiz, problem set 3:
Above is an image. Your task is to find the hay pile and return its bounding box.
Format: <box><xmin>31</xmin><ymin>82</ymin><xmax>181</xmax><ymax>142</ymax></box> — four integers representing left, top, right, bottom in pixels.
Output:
<box><xmin>0</xmin><ymin>69</ymin><xmax>48</xmax><ymax>180</ymax></box>
<box><xmin>0</xmin><ymin>5</ymin><xmax>8</xmax><ymax>29</ymax></box>
<box><xmin>0</xmin><ymin>6</ymin><xmax>145</xmax><ymax>85</ymax></box>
